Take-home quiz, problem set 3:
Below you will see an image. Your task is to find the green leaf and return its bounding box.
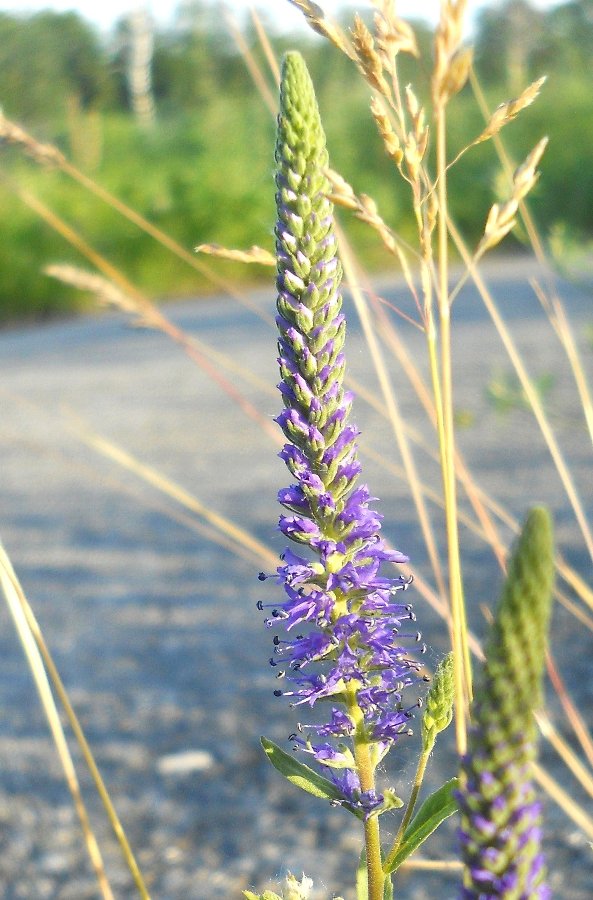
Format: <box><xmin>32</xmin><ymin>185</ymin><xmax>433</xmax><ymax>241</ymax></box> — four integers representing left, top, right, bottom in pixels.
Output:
<box><xmin>356</xmin><ymin>848</ymin><xmax>366</xmax><ymax>900</ymax></box>
<box><xmin>260</xmin><ymin>737</ymin><xmax>363</xmax><ymax>818</ymax></box>
<box><xmin>356</xmin><ymin>850</ymin><xmax>392</xmax><ymax>900</ymax></box>
<box><xmin>384</xmin><ymin>778</ymin><xmax>459</xmax><ymax>874</ymax></box>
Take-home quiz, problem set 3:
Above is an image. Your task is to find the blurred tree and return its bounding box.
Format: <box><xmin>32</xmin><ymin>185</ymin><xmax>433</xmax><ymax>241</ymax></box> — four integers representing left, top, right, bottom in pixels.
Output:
<box><xmin>0</xmin><ymin>11</ymin><xmax>111</xmax><ymax>124</ymax></box>
<box><xmin>150</xmin><ymin>1</ymin><xmax>248</xmax><ymax>112</ymax></box>
<box><xmin>474</xmin><ymin>0</ymin><xmax>545</xmax><ymax>92</ymax></box>
<box><xmin>541</xmin><ymin>0</ymin><xmax>593</xmax><ymax>72</ymax></box>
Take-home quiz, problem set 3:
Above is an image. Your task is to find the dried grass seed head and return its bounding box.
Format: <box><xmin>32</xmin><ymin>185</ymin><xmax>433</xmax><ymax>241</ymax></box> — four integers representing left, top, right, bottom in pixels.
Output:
<box><xmin>325</xmin><ymin>167</ymin><xmax>359</xmax><ymax>209</ymax></box>
<box><xmin>476</xmin><ymin>76</ymin><xmax>547</xmax><ymax>145</ymax></box>
<box><xmin>44</xmin><ymin>264</ymin><xmax>142</xmax><ymax>318</ymax></box>
<box><xmin>372</xmin><ymin>0</ymin><xmax>419</xmax><ymax>67</ymax></box>
<box><xmin>0</xmin><ymin>113</ymin><xmax>65</xmax><ymax>167</ymax></box>
<box><xmin>195</xmin><ymin>243</ymin><xmax>275</xmax><ymax>266</ymax></box>
<box><xmin>288</xmin><ymin>0</ymin><xmax>355</xmax><ymax>60</ymax></box>
<box><xmin>432</xmin><ymin>0</ymin><xmax>469</xmax><ymax>105</ymax></box>
<box><xmin>370</xmin><ymin>96</ymin><xmax>404</xmax><ymax>165</ymax></box>
<box><xmin>513</xmin><ymin>136</ymin><xmax>548</xmax><ymax>200</ymax></box>
<box><xmin>351</xmin><ymin>12</ymin><xmax>391</xmax><ymax>96</ymax></box>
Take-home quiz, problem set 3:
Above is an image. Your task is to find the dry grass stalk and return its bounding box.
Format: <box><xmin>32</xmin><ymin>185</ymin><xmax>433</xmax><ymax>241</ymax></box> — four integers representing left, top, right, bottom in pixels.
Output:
<box><xmin>326</xmin><ymin>167</ymin><xmax>419</xmax><ymax>282</ymax></box>
<box><xmin>288</xmin><ymin>0</ymin><xmax>355</xmax><ymax>59</ymax></box>
<box><xmin>536</xmin><ymin>711</ymin><xmax>593</xmax><ymax>800</ymax></box>
<box><xmin>195</xmin><ymin>243</ymin><xmax>275</xmax><ymax>266</ymax></box>
<box><xmin>224</xmin><ymin>8</ymin><xmax>277</xmax><ymax>115</ymax></box>
<box><xmin>401</xmin><ymin>858</ymin><xmax>462</xmax><ymax>871</ymax></box>
<box><xmin>371</xmin><ymin>0</ymin><xmax>418</xmax><ymax>71</ymax></box>
<box><xmin>448</xmin><ymin>215</ymin><xmax>593</xmax><ymax>569</ymax></box>
<box><xmin>45</xmin><ymin>263</ymin><xmax>146</xmax><ymax>321</ymax></box>
<box><xmin>44</xmin><ymin>263</ymin><xmax>281</xmax><ymax>444</ymax></box>
<box><xmin>67</xmin><ymin>413</ymin><xmax>278</xmax><ymax>570</ymax></box>
<box><xmin>534</xmin><ymin>763</ymin><xmax>593</xmax><ymax>841</ymax></box>
<box><xmin>337</xmin><ymin>229</ymin><xmax>450</xmax><ymax>618</ymax></box>
<box><xmin>0</xmin><ymin>548</ymin><xmax>117</xmax><ymax>900</ymax></box>
<box><xmin>547</xmin><ymin>656</ymin><xmax>593</xmax><ymax>769</ymax></box>
<box><xmin>0</xmin><ymin>111</ymin><xmax>274</xmax><ymax>326</ymax></box>
<box><xmin>470</xmin><ymin>69</ymin><xmax>593</xmax><ymax>471</ymax></box>
<box><xmin>351</xmin><ymin>12</ymin><xmax>391</xmax><ymax>96</ymax></box>
<box><xmin>0</xmin><ymin>111</ymin><xmax>64</xmax><ymax>166</ymax></box>
<box><xmin>250</xmin><ymin>5</ymin><xmax>281</xmax><ymax>85</ymax></box>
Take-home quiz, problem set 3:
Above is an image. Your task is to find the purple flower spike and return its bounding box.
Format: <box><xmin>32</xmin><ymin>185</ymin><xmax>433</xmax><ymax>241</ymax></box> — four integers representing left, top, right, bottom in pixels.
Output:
<box><xmin>260</xmin><ymin>50</ymin><xmax>423</xmax><ymax>818</ymax></box>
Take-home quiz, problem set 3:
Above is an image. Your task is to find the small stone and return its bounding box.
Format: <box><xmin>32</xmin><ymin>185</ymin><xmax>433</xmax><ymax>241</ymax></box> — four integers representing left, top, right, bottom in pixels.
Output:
<box><xmin>157</xmin><ymin>749</ymin><xmax>215</xmax><ymax>775</ymax></box>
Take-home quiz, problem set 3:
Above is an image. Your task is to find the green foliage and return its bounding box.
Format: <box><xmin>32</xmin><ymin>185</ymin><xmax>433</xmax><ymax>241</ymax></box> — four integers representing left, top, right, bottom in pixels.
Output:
<box><xmin>1</xmin><ymin>3</ymin><xmax>593</xmax><ymax>321</ymax></box>
<box><xmin>382</xmin><ymin>779</ymin><xmax>459</xmax><ymax>875</ymax></box>
<box><xmin>486</xmin><ymin>370</ymin><xmax>555</xmax><ymax>415</ymax></box>
<box><xmin>0</xmin><ymin>105</ymin><xmax>275</xmax><ymax>321</ymax></box>
<box><xmin>260</xmin><ymin>737</ymin><xmax>364</xmax><ymax>817</ymax></box>
<box><xmin>0</xmin><ymin>11</ymin><xmax>110</xmax><ymax>122</ymax></box>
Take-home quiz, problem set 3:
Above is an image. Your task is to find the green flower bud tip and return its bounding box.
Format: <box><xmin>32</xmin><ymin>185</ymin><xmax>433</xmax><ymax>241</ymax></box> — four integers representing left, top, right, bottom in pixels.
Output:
<box><xmin>458</xmin><ymin>507</ymin><xmax>555</xmax><ymax>899</ymax></box>
<box><xmin>484</xmin><ymin>505</ymin><xmax>554</xmax><ymax>722</ymax></box>
<box><xmin>422</xmin><ymin>651</ymin><xmax>455</xmax><ymax>752</ymax></box>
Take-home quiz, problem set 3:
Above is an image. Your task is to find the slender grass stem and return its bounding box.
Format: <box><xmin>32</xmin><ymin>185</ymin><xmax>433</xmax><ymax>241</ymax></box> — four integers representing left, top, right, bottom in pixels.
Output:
<box><xmin>339</xmin><ymin>234</ymin><xmax>447</xmax><ymax>603</ymax></box>
<box><xmin>470</xmin><ymin>68</ymin><xmax>593</xmax><ymax>453</ymax></box>
<box><xmin>0</xmin><ymin>547</ymin><xmax>117</xmax><ymax>900</ymax></box>
<box><xmin>448</xmin><ymin>217</ymin><xmax>593</xmax><ymax>565</ymax></box>
<box><xmin>435</xmin><ymin>103</ymin><xmax>471</xmax><ymax>752</ymax></box>
<box><xmin>535</xmin><ymin>712</ymin><xmax>593</xmax><ymax>799</ymax></box>
<box><xmin>19</xmin><ymin>592</ymin><xmax>151</xmax><ymax>899</ymax></box>
<box><xmin>533</xmin><ymin>763</ymin><xmax>593</xmax><ymax>840</ymax></box>
<box><xmin>10</xmin><ymin>183</ymin><xmax>280</xmax><ymax>443</ymax></box>
<box><xmin>66</xmin><ymin>413</ymin><xmax>278</xmax><ymax>568</ymax></box>
<box><xmin>383</xmin><ymin>747</ymin><xmax>430</xmax><ymax>873</ymax></box>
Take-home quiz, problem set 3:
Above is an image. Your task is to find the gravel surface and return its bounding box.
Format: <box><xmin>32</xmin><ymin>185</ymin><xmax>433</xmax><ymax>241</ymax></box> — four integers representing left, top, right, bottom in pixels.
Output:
<box><xmin>0</xmin><ymin>258</ymin><xmax>592</xmax><ymax>899</ymax></box>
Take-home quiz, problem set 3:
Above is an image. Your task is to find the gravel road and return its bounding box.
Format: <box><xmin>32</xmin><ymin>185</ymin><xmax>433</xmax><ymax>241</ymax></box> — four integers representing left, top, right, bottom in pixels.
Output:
<box><xmin>0</xmin><ymin>257</ymin><xmax>592</xmax><ymax>899</ymax></box>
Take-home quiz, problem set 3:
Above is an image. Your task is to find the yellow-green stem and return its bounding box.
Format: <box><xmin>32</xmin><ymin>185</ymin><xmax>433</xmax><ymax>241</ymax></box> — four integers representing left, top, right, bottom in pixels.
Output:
<box><xmin>383</xmin><ymin>746</ymin><xmax>431</xmax><ymax>873</ymax></box>
<box><xmin>349</xmin><ymin>695</ymin><xmax>384</xmax><ymax>900</ymax></box>
<box><xmin>435</xmin><ymin>103</ymin><xmax>471</xmax><ymax>753</ymax></box>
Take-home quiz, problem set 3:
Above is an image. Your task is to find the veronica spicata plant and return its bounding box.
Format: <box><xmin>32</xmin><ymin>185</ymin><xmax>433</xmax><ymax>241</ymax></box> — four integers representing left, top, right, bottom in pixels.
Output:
<box><xmin>253</xmin><ymin>51</ymin><xmax>457</xmax><ymax>900</ymax></box>
<box><xmin>459</xmin><ymin>507</ymin><xmax>555</xmax><ymax>899</ymax></box>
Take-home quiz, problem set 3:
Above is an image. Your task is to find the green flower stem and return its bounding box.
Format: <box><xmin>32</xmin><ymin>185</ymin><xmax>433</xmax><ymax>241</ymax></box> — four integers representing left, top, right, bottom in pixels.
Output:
<box><xmin>349</xmin><ymin>693</ymin><xmax>384</xmax><ymax>900</ymax></box>
<box><xmin>382</xmin><ymin>745</ymin><xmax>430</xmax><ymax>874</ymax></box>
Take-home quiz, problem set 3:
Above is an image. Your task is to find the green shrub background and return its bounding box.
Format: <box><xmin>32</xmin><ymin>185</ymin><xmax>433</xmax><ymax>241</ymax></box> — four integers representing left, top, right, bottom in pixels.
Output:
<box><xmin>0</xmin><ymin>0</ymin><xmax>592</xmax><ymax>322</ymax></box>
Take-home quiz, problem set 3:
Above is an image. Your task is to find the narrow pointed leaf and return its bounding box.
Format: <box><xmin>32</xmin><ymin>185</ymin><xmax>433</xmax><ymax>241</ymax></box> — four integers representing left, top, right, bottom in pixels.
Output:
<box><xmin>356</xmin><ymin>850</ymin><xmax>393</xmax><ymax>900</ymax></box>
<box><xmin>261</xmin><ymin>737</ymin><xmax>363</xmax><ymax>818</ymax></box>
<box><xmin>356</xmin><ymin>847</ymin><xmax>367</xmax><ymax>900</ymax></box>
<box><xmin>384</xmin><ymin>778</ymin><xmax>458</xmax><ymax>874</ymax></box>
